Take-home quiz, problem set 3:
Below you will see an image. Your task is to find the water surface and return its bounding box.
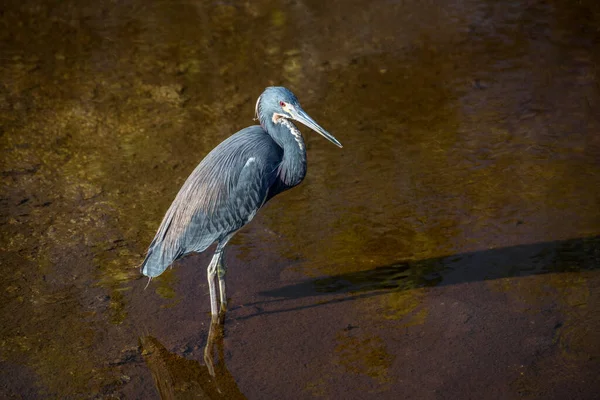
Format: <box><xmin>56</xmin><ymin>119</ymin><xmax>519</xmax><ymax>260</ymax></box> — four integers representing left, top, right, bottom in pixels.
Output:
<box><xmin>1</xmin><ymin>0</ymin><xmax>599</xmax><ymax>398</ymax></box>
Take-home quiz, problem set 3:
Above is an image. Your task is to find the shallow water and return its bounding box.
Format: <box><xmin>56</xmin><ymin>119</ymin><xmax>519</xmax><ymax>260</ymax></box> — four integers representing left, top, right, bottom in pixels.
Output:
<box><xmin>1</xmin><ymin>0</ymin><xmax>599</xmax><ymax>398</ymax></box>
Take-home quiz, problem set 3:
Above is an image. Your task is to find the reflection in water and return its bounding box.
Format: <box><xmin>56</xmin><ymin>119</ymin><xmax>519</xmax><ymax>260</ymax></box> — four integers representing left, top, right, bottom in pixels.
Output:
<box><xmin>140</xmin><ymin>324</ymin><xmax>245</xmax><ymax>400</ymax></box>
<box><xmin>203</xmin><ymin>320</ymin><xmax>223</xmax><ymax>378</ymax></box>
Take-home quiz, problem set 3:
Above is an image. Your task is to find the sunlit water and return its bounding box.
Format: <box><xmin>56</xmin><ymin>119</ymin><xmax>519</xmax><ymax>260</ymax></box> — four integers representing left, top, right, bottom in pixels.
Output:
<box><xmin>1</xmin><ymin>0</ymin><xmax>599</xmax><ymax>398</ymax></box>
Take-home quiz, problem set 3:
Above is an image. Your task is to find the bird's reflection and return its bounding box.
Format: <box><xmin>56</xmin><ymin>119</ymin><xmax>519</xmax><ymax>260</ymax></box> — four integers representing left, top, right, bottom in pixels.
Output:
<box><xmin>140</xmin><ymin>321</ymin><xmax>245</xmax><ymax>399</ymax></box>
<box><xmin>203</xmin><ymin>319</ymin><xmax>223</xmax><ymax>378</ymax></box>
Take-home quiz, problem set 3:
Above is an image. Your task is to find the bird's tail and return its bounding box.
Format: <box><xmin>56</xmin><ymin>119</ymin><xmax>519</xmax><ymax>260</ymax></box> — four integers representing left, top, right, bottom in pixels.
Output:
<box><xmin>140</xmin><ymin>243</ymin><xmax>172</xmax><ymax>278</ymax></box>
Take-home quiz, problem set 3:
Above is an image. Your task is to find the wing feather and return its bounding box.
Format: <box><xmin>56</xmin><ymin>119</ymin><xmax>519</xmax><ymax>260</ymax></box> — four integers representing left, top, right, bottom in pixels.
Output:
<box><xmin>141</xmin><ymin>126</ymin><xmax>282</xmax><ymax>277</ymax></box>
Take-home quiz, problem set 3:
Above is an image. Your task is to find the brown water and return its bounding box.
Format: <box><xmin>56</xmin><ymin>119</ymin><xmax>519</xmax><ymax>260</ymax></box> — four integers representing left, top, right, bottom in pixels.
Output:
<box><xmin>1</xmin><ymin>0</ymin><xmax>599</xmax><ymax>398</ymax></box>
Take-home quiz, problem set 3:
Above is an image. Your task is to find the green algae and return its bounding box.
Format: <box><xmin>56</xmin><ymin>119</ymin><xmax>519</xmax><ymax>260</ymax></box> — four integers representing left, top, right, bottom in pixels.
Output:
<box><xmin>489</xmin><ymin>272</ymin><xmax>599</xmax><ymax>361</ymax></box>
<box><xmin>333</xmin><ymin>331</ymin><xmax>394</xmax><ymax>386</ymax></box>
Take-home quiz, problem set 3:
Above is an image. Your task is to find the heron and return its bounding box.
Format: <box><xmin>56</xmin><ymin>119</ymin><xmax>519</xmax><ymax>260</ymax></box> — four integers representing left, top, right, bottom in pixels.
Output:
<box><xmin>141</xmin><ymin>86</ymin><xmax>342</xmax><ymax>322</ymax></box>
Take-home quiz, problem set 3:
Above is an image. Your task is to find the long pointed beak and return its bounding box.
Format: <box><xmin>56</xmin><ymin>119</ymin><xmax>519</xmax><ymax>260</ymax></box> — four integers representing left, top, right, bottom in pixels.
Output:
<box><xmin>291</xmin><ymin>107</ymin><xmax>343</xmax><ymax>148</ymax></box>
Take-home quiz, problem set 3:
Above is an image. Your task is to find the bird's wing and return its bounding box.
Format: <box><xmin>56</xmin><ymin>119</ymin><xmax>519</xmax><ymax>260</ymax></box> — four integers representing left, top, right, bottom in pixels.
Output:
<box><xmin>182</xmin><ymin>145</ymin><xmax>281</xmax><ymax>252</ymax></box>
<box><xmin>141</xmin><ymin>126</ymin><xmax>282</xmax><ymax>277</ymax></box>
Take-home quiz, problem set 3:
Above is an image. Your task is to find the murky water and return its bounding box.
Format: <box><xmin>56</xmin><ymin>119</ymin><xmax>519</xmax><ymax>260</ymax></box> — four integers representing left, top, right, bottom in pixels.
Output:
<box><xmin>1</xmin><ymin>0</ymin><xmax>599</xmax><ymax>398</ymax></box>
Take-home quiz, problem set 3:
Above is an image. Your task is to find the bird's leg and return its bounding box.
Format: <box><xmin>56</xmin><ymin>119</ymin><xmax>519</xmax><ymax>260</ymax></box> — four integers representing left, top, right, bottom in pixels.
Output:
<box><xmin>217</xmin><ymin>252</ymin><xmax>227</xmax><ymax>314</ymax></box>
<box><xmin>206</xmin><ymin>250</ymin><xmax>221</xmax><ymax>322</ymax></box>
<box><xmin>215</xmin><ymin>234</ymin><xmax>234</xmax><ymax>319</ymax></box>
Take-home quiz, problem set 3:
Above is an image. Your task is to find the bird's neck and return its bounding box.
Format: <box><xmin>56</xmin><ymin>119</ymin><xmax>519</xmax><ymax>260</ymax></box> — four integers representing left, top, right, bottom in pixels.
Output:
<box><xmin>269</xmin><ymin>119</ymin><xmax>307</xmax><ymax>187</ymax></box>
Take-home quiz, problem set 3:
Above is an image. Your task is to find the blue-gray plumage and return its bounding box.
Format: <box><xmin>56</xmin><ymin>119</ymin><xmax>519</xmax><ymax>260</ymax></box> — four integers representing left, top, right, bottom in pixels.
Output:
<box><xmin>141</xmin><ymin>86</ymin><xmax>342</xmax><ymax>322</ymax></box>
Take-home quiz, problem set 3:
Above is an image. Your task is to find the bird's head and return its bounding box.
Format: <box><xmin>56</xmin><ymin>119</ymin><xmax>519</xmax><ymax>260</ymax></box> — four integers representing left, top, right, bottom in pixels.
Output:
<box><xmin>255</xmin><ymin>86</ymin><xmax>342</xmax><ymax>148</ymax></box>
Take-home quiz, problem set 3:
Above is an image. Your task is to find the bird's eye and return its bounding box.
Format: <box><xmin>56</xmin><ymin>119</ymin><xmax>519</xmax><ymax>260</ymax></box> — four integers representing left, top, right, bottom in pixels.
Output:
<box><xmin>279</xmin><ymin>101</ymin><xmax>286</xmax><ymax>108</ymax></box>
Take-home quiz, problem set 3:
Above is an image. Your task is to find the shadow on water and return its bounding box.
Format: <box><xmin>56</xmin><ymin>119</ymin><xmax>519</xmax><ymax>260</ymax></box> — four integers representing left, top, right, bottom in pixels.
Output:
<box><xmin>140</xmin><ymin>321</ymin><xmax>246</xmax><ymax>400</ymax></box>
<box><xmin>242</xmin><ymin>235</ymin><xmax>600</xmax><ymax>318</ymax></box>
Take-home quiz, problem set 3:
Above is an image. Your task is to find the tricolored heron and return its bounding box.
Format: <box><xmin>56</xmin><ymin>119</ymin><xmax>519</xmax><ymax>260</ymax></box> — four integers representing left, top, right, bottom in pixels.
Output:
<box><xmin>141</xmin><ymin>86</ymin><xmax>342</xmax><ymax>322</ymax></box>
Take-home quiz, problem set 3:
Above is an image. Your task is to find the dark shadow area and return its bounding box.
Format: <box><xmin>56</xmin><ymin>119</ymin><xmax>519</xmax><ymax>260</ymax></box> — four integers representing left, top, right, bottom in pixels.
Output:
<box><xmin>244</xmin><ymin>235</ymin><xmax>599</xmax><ymax>317</ymax></box>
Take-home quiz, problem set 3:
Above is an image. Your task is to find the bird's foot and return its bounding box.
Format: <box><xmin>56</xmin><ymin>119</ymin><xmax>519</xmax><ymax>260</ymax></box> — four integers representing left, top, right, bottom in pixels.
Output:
<box><xmin>211</xmin><ymin>309</ymin><xmax>226</xmax><ymax>325</ymax></box>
